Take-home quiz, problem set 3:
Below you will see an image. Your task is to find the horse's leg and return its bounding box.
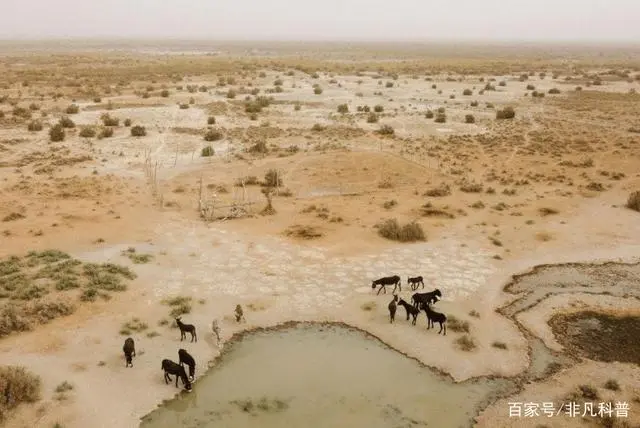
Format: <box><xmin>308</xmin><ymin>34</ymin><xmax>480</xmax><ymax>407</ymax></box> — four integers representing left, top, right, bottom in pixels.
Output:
<box><xmin>398</xmin><ymin>281</ymin><xmax>401</xmax><ymax>293</ymax></box>
<box><xmin>194</xmin><ymin>330</ymin><xmax>197</xmax><ymax>342</ymax></box>
<box><xmin>164</xmin><ymin>372</ymin><xmax>170</xmax><ymax>384</ymax></box>
<box><xmin>376</xmin><ymin>285</ymin><xmax>382</xmax><ymax>295</ymax></box>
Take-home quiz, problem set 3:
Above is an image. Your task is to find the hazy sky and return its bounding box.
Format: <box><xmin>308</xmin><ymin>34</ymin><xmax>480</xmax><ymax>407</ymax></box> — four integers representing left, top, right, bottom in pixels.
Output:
<box><xmin>1</xmin><ymin>0</ymin><xmax>638</xmax><ymax>41</ymax></box>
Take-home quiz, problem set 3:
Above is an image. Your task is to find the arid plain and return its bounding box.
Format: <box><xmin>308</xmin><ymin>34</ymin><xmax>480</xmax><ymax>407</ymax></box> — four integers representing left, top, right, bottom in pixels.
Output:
<box><xmin>0</xmin><ymin>41</ymin><xmax>639</xmax><ymax>428</ymax></box>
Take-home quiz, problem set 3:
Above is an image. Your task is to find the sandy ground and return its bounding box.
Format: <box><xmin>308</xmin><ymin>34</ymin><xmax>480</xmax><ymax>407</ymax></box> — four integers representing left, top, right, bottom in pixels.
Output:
<box><xmin>0</xmin><ymin>46</ymin><xmax>639</xmax><ymax>427</ymax></box>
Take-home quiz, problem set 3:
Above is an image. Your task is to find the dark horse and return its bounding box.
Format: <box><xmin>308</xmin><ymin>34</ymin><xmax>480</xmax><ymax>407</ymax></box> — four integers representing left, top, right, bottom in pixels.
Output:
<box><xmin>178</xmin><ymin>348</ymin><xmax>196</xmax><ymax>380</ymax></box>
<box><xmin>161</xmin><ymin>359</ymin><xmax>192</xmax><ymax>391</ymax></box>
<box><xmin>421</xmin><ymin>302</ymin><xmax>447</xmax><ymax>335</ymax></box>
<box><xmin>397</xmin><ymin>298</ymin><xmax>420</xmax><ymax>325</ymax></box>
<box><xmin>175</xmin><ymin>317</ymin><xmax>197</xmax><ymax>342</ymax></box>
<box><xmin>388</xmin><ymin>295</ymin><xmax>399</xmax><ymax>323</ymax></box>
<box><xmin>371</xmin><ymin>275</ymin><xmax>401</xmax><ymax>295</ymax></box>
<box><xmin>412</xmin><ymin>289</ymin><xmax>442</xmax><ymax>308</ymax></box>
<box><xmin>407</xmin><ymin>276</ymin><xmax>425</xmax><ymax>291</ymax></box>
<box><xmin>123</xmin><ymin>337</ymin><xmax>135</xmax><ymax>368</ymax></box>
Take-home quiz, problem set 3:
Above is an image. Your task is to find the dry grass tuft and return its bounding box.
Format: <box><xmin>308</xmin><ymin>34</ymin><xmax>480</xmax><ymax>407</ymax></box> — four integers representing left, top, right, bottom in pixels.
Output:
<box><xmin>455</xmin><ymin>335</ymin><xmax>477</xmax><ymax>351</ymax></box>
<box><xmin>376</xmin><ymin>219</ymin><xmax>426</xmax><ymax>242</ymax></box>
<box><xmin>626</xmin><ymin>191</ymin><xmax>640</xmax><ymax>212</ymax></box>
<box><xmin>284</xmin><ymin>225</ymin><xmax>323</xmax><ymax>240</ymax></box>
<box><xmin>0</xmin><ymin>366</ymin><xmax>41</xmax><ymax>421</ymax></box>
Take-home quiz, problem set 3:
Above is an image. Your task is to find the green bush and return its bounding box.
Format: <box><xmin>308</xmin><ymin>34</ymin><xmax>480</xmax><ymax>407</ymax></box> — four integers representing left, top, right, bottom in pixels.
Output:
<box><xmin>58</xmin><ymin>117</ymin><xmax>75</xmax><ymax>128</ymax></box>
<box><xmin>374</xmin><ymin>105</ymin><xmax>384</xmax><ymax>113</ymax></box>
<box><xmin>313</xmin><ymin>87</ymin><xmax>323</xmax><ymax>95</ymax></box>
<box><xmin>49</xmin><ymin>124</ymin><xmax>65</xmax><ymax>142</ymax></box>
<box><xmin>377</xmin><ymin>124</ymin><xmax>394</xmax><ymax>135</ymax></box>
<box><xmin>366</xmin><ymin>112</ymin><xmax>379</xmax><ymax>123</ymax></box>
<box><xmin>201</xmin><ymin>146</ymin><xmax>214</xmax><ymax>157</ymax></box>
<box><xmin>27</xmin><ymin>121</ymin><xmax>43</xmax><ymax>132</ymax></box>
<box><xmin>204</xmin><ymin>128</ymin><xmax>223</xmax><ymax>142</ymax></box>
<box><xmin>465</xmin><ymin>114</ymin><xmax>475</xmax><ymax>124</ymax></box>
<box><xmin>130</xmin><ymin>125</ymin><xmax>146</xmax><ymax>137</ymax></box>
<box><xmin>207</xmin><ymin>116</ymin><xmax>216</xmax><ymax>125</ymax></box>
<box><xmin>377</xmin><ymin>219</ymin><xmax>426</xmax><ymax>242</ymax></box>
<box><xmin>0</xmin><ymin>366</ymin><xmax>41</xmax><ymax>420</ymax></box>
<box><xmin>435</xmin><ymin>113</ymin><xmax>446</xmax><ymax>123</ymax></box>
<box><xmin>337</xmin><ymin>104</ymin><xmax>348</xmax><ymax>114</ymax></box>
<box><xmin>98</xmin><ymin>127</ymin><xmax>114</xmax><ymax>139</ymax></box>
<box><xmin>65</xmin><ymin>104</ymin><xmax>79</xmax><ymax>114</ymax></box>
<box><xmin>79</xmin><ymin>127</ymin><xmax>96</xmax><ymax>138</ymax></box>
<box><xmin>425</xmin><ymin>110</ymin><xmax>434</xmax><ymax>119</ymax></box>
<box><xmin>462</xmin><ymin>89</ymin><xmax>473</xmax><ymax>96</ymax></box>
<box><xmin>496</xmin><ymin>106</ymin><xmax>516</xmax><ymax>120</ymax></box>
<box><xmin>160</xmin><ymin>89</ymin><xmax>170</xmax><ymax>97</ymax></box>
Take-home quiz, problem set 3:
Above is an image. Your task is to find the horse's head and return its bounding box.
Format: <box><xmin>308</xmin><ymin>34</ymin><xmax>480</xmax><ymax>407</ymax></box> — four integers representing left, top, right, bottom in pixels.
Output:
<box><xmin>434</xmin><ymin>289</ymin><xmax>442</xmax><ymax>297</ymax></box>
<box><xmin>371</xmin><ymin>281</ymin><xmax>377</xmax><ymax>289</ymax></box>
<box><xmin>175</xmin><ymin>317</ymin><xmax>181</xmax><ymax>323</ymax></box>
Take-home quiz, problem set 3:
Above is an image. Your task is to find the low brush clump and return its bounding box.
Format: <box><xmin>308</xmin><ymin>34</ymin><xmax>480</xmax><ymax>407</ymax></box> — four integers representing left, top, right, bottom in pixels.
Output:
<box><xmin>376</xmin><ymin>219</ymin><xmax>426</xmax><ymax>242</ymax></box>
<box><xmin>626</xmin><ymin>191</ymin><xmax>640</xmax><ymax>212</ymax></box>
<box><xmin>162</xmin><ymin>296</ymin><xmax>192</xmax><ymax>318</ymax></box>
<box><xmin>0</xmin><ymin>366</ymin><xmax>41</xmax><ymax>421</ymax></box>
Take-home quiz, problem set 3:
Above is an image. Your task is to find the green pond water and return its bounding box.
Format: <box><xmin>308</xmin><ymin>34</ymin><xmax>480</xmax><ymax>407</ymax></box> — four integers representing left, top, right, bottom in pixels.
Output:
<box><xmin>140</xmin><ymin>324</ymin><xmax>515</xmax><ymax>428</ymax></box>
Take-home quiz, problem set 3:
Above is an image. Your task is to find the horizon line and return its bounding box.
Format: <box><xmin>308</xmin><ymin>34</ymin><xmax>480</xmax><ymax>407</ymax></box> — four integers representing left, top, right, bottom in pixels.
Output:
<box><xmin>1</xmin><ymin>36</ymin><xmax>640</xmax><ymax>46</ymax></box>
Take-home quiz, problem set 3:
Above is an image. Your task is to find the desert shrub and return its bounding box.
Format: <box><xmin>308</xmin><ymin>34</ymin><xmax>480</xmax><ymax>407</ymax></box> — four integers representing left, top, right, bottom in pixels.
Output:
<box><xmin>49</xmin><ymin>124</ymin><xmax>65</xmax><ymax>142</ymax></box>
<box><xmin>462</xmin><ymin>89</ymin><xmax>473</xmax><ymax>95</ymax></box>
<box><xmin>377</xmin><ymin>219</ymin><xmax>426</xmax><ymax>242</ymax></box>
<box><xmin>548</xmin><ymin>88</ymin><xmax>561</xmax><ymax>94</ymax></box>
<box><xmin>626</xmin><ymin>191</ymin><xmax>640</xmax><ymax>212</ymax></box>
<box><xmin>424</xmin><ymin>184</ymin><xmax>451</xmax><ymax>197</ymax></box>
<box><xmin>248</xmin><ymin>141</ymin><xmax>268</xmax><ymax>154</ymax></box>
<box><xmin>447</xmin><ymin>316</ymin><xmax>470</xmax><ymax>333</ymax></box>
<box><xmin>201</xmin><ymin>146</ymin><xmax>214</xmax><ymax>157</ymax></box>
<box><xmin>311</xmin><ymin>123</ymin><xmax>325</xmax><ymax>132</ymax></box>
<box><xmin>374</xmin><ymin>105</ymin><xmax>384</xmax><ymax>113</ymax></box>
<box><xmin>123</xmin><ymin>118</ymin><xmax>131</xmax><ymax>127</ymax></box>
<box><xmin>79</xmin><ymin>127</ymin><xmax>96</xmax><ymax>138</ymax></box>
<box><xmin>526</xmin><ymin>84</ymin><xmax>535</xmax><ymax>90</ymax></box>
<box><xmin>204</xmin><ymin>128</ymin><xmax>223</xmax><ymax>141</ymax></box>
<box><xmin>263</xmin><ymin>169</ymin><xmax>283</xmax><ymax>187</ymax></box>
<box><xmin>498</xmin><ymin>81</ymin><xmax>506</xmax><ymax>86</ymax></box>
<box><xmin>465</xmin><ymin>114</ymin><xmax>475</xmax><ymax>124</ymax></box>
<box><xmin>58</xmin><ymin>117</ymin><xmax>75</xmax><ymax>128</ymax></box>
<box><xmin>98</xmin><ymin>127</ymin><xmax>114</xmax><ymax>139</ymax></box>
<box><xmin>492</xmin><ymin>341</ymin><xmax>507</xmax><ymax>349</ymax></box>
<box><xmin>160</xmin><ymin>89</ymin><xmax>169</xmax><ymax>97</ymax></box>
<box><xmin>385</xmin><ymin>81</ymin><xmax>394</xmax><ymax>88</ymax></box>
<box><xmin>337</xmin><ymin>104</ymin><xmax>348</xmax><ymax>114</ymax></box>
<box><xmin>437</xmin><ymin>107</ymin><xmax>445</xmax><ymax>113</ymax></box>
<box><xmin>367</xmin><ymin>112</ymin><xmax>379</xmax><ymax>123</ymax></box>
<box><xmin>434</xmin><ymin>113</ymin><xmax>446</xmax><ymax>123</ymax></box>
<box><xmin>27</xmin><ymin>121</ymin><xmax>43</xmax><ymax>131</ymax></box>
<box><xmin>313</xmin><ymin>87</ymin><xmax>323</xmax><ymax>95</ymax></box>
<box><xmin>460</xmin><ymin>182</ymin><xmax>483</xmax><ymax>193</ymax></box>
<box><xmin>377</xmin><ymin>124</ymin><xmax>394</xmax><ymax>135</ymax></box>
<box><xmin>100</xmin><ymin>113</ymin><xmax>119</xmax><ymax>126</ymax></box>
<box><xmin>207</xmin><ymin>116</ymin><xmax>216</xmax><ymax>125</ymax></box>
<box><xmin>179</xmin><ymin>103</ymin><xmax>189</xmax><ymax>109</ymax></box>
<box><xmin>226</xmin><ymin>89</ymin><xmax>237</xmax><ymax>99</ymax></box>
<box><xmin>455</xmin><ymin>335</ymin><xmax>476</xmax><ymax>351</ymax></box>
<box><xmin>65</xmin><ymin>104</ymin><xmax>79</xmax><ymax>114</ymax></box>
<box><xmin>603</xmin><ymin>379</ymin><xmax>620</xmax><ymax>391</ymax></box>
<box><xmin>0</xmin><ymin>366</ymin><xmax>41</xmax><ymax>420</ymax></box>
<box><xmin>12</xmin><ymin>106</ymin><xmax>31</xmax><ymax>119</ymax></box>
<box><xmin>130</xmin><ymin>125</ymin><xmax>146</xmax><ymax>137</ymax></box>
<box><xmin>470</xmin><ymin>100</ymin><xmax>478</xmax><ymax>107</ymax></box>
<box><xmin>496</xmin><ymin>106</ymin><xmax>516</xmax><ymax>120</ymax></box>
<box><xmin>294</xmin><ymin>104</ymin><xmax>301</xmax><ymax>111</ymax></box>
<box><xmin>425</xmin><ymin>110</ymin><xmax>434</xmax><ymax>119</ymax></box>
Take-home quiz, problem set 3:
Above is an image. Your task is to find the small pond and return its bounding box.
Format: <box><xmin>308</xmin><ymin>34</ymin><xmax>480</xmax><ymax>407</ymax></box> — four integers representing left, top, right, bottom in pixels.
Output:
<box><xmin>140</xmin><ymin>323</ymin><xmax>515</xmax><ymax>428</ymax></box>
